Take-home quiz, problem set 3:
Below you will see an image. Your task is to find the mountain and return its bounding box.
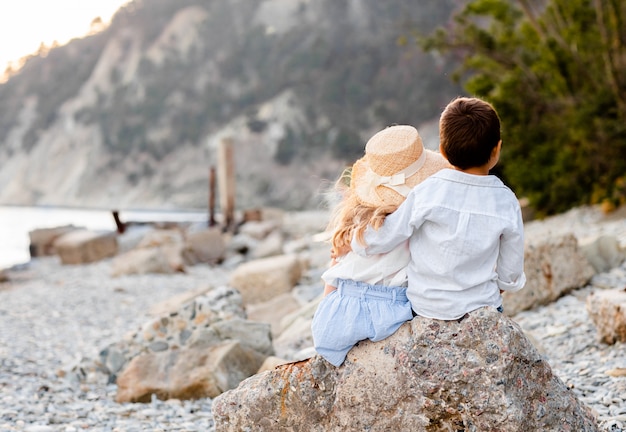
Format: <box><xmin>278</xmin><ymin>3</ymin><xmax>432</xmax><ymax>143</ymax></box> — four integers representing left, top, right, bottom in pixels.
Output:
<box><xmin>0</xmin><ymin>0</ymin><xmax>463</xmax><ymax>211</ymax></box>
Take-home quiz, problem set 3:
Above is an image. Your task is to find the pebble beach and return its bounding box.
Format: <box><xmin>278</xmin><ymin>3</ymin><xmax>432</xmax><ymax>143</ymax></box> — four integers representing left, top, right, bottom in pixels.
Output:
<box><xmin>1</xmin><ymin>206</ymin><xmax>626</xmax><ymax>432</ymax></box>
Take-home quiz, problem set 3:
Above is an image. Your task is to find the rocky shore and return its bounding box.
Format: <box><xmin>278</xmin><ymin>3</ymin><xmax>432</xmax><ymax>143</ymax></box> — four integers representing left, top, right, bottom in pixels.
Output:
<box><xmin>1</xmin><ymin>206</ymin><xmax>626</xmax><ymax>431</ymax></box>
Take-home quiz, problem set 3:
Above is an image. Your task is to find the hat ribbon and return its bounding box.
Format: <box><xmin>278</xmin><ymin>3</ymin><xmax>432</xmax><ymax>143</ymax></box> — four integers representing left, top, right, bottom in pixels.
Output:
<box><xmin>369</xmin><ymin>151</ymin><xmax>427</xmax><ymax>197</ymax></box>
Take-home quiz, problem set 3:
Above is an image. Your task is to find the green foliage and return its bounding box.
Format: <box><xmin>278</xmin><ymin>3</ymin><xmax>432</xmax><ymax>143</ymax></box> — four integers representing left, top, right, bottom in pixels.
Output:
<box><xmin>422</xmin><ymin>0</ymin><xmax>626</xmax><ymax>215</ymax></box>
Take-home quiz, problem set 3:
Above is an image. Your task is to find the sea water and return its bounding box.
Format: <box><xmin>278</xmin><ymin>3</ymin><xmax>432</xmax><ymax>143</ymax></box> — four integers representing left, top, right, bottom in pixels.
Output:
<box><xmin>0</xmin><ymin>205</ymin><xmax>208</xmax><ymax>269</ymax></box>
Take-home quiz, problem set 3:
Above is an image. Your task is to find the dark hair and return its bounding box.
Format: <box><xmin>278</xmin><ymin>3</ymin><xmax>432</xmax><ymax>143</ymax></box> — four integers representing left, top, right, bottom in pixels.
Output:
<box><xmin>439</xmin><ymin>97</ymin><xmax>501</xmax><ymax>170</ymax></box>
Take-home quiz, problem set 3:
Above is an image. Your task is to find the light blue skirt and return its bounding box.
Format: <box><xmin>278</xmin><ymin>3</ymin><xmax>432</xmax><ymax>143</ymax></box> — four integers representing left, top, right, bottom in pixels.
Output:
<box><xmin>311</xmin><ymin>278</ymin><xmax>413</xmax><ymax>367</ymax></box>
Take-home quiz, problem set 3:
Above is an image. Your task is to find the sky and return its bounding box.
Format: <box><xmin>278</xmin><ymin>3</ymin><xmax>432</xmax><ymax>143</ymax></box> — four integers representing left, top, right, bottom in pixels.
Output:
<box><xmin>0</xmin><ymin>0</ymin><xmax>131</xmax><ymax>73</ymax></box>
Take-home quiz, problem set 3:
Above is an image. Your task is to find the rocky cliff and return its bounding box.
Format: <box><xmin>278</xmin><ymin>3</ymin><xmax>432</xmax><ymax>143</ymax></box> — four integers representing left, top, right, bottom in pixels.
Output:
<box><xmin>0</xmin><ymin>0</ymin><xmax>462</xmax><ymax>211</ymax></box>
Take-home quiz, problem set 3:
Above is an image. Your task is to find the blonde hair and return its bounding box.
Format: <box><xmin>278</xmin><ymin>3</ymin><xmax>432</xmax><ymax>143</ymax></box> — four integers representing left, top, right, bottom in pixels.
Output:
<box><xmin>326</xmin><ymin>167</ymin><xmax>398</xmax><ymax>257</ymax></box>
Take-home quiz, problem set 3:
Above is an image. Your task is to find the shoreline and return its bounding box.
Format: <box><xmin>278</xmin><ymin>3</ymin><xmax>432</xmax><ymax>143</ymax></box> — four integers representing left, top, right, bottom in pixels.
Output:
<box><xmin>1</xmin><ymin>205</ymin><xmax>626</xmax><ymax>431</ymax></box>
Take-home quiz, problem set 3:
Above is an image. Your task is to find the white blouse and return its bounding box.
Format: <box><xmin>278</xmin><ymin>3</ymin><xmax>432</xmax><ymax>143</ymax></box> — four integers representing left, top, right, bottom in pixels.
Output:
<box><xmin>321</xmin><ymin>240</ymin><xmax>410</xmax><ymax>288</ymax></box>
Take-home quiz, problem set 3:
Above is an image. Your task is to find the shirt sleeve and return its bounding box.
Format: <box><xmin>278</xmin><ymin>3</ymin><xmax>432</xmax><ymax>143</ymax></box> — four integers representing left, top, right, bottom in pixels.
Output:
<box><xmin>496</xmin><ymin>201</ymin><xmax>526</xmax><ymax>292</ymax></box>
<box><xmin>351</xmin><ymin>187</ymin><xmax>421</xmax><ymax>257</ymax></box>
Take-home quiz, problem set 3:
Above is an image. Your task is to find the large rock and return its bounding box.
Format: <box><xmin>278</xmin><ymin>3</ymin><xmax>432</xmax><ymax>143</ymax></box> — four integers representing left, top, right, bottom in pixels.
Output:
<box><xmin>110</xmin><ymin>247</ymin><xmax>175</xmax><ymax>277</ymax></box>
<box><xmin>212</xmin><ymin>307</ymin><xmax>598</xmax><ymax>431</ymax></box>
<box><xmin>28</xmin><ymin>225</ymin><xmax>77</xmax><ymax>257</ymax></box>
<box><xmin>245</xmin><ymin>292</ymin><xmax>301</xmax><ymax>338</ymax></box>
<box><xmin>184</xmin><ymin>228</ymin><xmax>226</xmax><ymax>264</ymax></box>
<box><xmin>228</xmin><ymin>254</ymin><xmax>305</xmax><ymax>305</ymax></box>
<box><xmin>578</xmin><ymin>234</ymin><xmax>626</xmax><ymax>273</ymax></box>
<box><xmin>53</xmin><ymin>229</ymin><xmax>118</xmax><ymax>265</ymax></box>
<box><xmin>115</xmin><ymin>341</ymin><xmax>266</xmax><ymax>402</ymax></box>
<box><xmin>97</xmin><ymin>286</ymin><xmax>248</xmax><ymax>381</ymax></box>
<box><xmin>503</xmin><ymin>233</ymin><xmax>595</xmax><ymax>315</ymax></box>
<box><xmin>586</xmin><ymin>288</ymin><xmax>626</xmax><ymax>344</ymax></box>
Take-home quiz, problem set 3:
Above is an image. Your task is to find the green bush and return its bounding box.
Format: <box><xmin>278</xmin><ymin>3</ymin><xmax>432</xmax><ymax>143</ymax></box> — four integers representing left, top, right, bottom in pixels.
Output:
<box><xmin>422</xmin><ymin>0</ymin><xmax>626</xmax><ymax>215</ymax></box>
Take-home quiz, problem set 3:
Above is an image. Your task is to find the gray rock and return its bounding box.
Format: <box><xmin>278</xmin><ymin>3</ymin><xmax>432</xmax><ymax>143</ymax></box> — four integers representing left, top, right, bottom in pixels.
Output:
<box><xmin>54</xmin><ymin>229</ymin><xmax>118</xmax><ymax>265</ymax></box>
<box><xmin>116</xmin><ymin>341</ymin><xmax>266</xmax><ymax>403</ymax></box>
<box><xmin>586</xmin><ymin>288</ymin><xmax>626</xmax><ymax>344</ymax></box>
<box><xmin>579</xmin><ymin>234</ymin><xmax>626</xmax><ymax>273</ymax></box>
<box><xmin>212</xmin><ymin>307</ymin><xmax>598</xmax><ymax>431</ymax></box>
<box><xmin>503</xmin><ymin>233</ymin><xmax>595</xmax><ymax>315</ymax></box>
<box><xmin>228</xmin><ymin>254</ymin><xmax>305</xmax><ymax>305</ymax></box>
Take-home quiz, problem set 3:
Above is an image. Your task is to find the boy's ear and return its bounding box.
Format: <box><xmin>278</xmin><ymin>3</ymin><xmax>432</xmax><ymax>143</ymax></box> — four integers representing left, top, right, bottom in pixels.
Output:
<box><xmin>492</xmin><ymin>140</ymin><xmax>502</xmax><ymax>158</ymax></box>
<box><xmin>439</xmin><ymin>143</ymin><xmax>446</xmax><ymax>158</ymax></box>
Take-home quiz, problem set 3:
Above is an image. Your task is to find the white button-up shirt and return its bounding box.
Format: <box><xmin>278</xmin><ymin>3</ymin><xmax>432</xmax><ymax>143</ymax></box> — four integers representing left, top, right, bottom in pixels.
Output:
<box><xmin>352</xmin><ymin>168</ymin><xmax>526</xmax><ymax>320</ymax></box>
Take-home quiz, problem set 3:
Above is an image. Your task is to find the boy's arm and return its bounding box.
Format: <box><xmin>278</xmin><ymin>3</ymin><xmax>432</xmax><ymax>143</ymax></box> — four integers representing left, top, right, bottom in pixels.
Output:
<box><xmin>351</xmin><ymin>190</ymin><xmax>419</xmax><ymax>256</ymax></box>
<box><xmin>496</xmin><ymin>205</ymin><xmax>526</xmax><ymax>292</ymax></box>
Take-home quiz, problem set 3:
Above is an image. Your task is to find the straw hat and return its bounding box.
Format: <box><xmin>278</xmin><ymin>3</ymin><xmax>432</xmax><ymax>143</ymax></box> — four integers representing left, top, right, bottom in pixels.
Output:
<box><xmin>351</xmin><ymin>125</ymin><xmax>451</xmax><ymax>207</ymax></box>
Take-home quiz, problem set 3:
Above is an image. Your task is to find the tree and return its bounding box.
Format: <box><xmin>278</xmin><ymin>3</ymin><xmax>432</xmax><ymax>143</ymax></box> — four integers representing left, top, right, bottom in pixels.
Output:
<box><xmin>421</xmin><ymin>0</ymin><xmax>626</xmax><ymax>215</ymax></box>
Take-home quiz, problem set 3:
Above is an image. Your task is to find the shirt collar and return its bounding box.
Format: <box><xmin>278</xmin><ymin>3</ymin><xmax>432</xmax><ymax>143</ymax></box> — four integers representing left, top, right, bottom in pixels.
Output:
<box><xmin>433</xmin><ymin>168</ymin><xmax>506</xmax><ymax>187</ymax></box>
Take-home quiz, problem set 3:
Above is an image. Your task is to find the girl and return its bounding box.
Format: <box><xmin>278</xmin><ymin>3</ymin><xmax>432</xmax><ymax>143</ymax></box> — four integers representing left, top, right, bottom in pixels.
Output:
<box><xmin>311</xmin><ymin>125</ymin><xmax>450</xmax><ymax>366</ymax></box>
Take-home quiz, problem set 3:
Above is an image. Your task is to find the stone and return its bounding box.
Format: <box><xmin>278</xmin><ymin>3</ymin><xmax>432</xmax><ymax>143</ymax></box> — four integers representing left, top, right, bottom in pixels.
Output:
<box><xmin>226</xmin><ymin>233</ymin><xmax>258</xmax><ymax>256</ymax></box>
<box><xmin>281</xmin><ymin>210</ymin><xmax>328</xmax><ymax>238</ymax></box>
<box><xmin>228</xmin><ymin>254</ymin><xmax>305</xmax><ymax>305</ymax></box>
<box><xmin>238</xmin><ymin>220</ymin><xmax>279</xmax><ymax>240</ymax></box>
<box><xmin>503</xmin><ymin>233</ymin><xmax>595</xmax><ymax>315</ymax></box>
<box><xmin>54</xmin><ymin>229</ymin><xmax>118</xmax><ymax>265</ymax></box>
<box><xmin>251</xmin><ymin>229</ymin><xmax>284</xmax><ymax>259</ymax></box>
<box><xmin>212</xmin><ymin>307</ymin><xmax>598</xmax><ymax>432</ymax></box>
<box><xmin>115</xmin><ymin>341</ymin><xmax>266</xmax><ymax>402</ymax></box>
<box><xmin>92</xmin><ymin>286</ymin><xmax>251</xmax><ymax>386</ymax></box>
<box><xmin>149</xmin><ymin>285</ymin><xmax>213</xmax><ymax>317</ymax></box>
<box><xmin>184</xmin><ymin>227</ymin><xmax>225</xmax><ymax>264</ymax></box>
<box><xmin>578</xmin><ymin>234</ymin><xmax>626</xmax><ymax>273</ymax></box>
<box><xmin>586</xmin><ymin>288</ymin><xmax>626</xmax><ymax>344</ymax></box>
<box><xmin>28</xmin><ymin>225</ymin><xmax>77</xmax><ymax>257</ymax></box>
<box><xmin>245</xmin><ymin>292</ymin><xmax>301</xmax><ymax>337</ymax></box>
<box><xmin>209</xmin><ymin>318</ymin><xmax>274</xmax><ymax>356</ymax></box>
<box><xmin>271</xmin><ymin>298</ymin><xmax>321</xmax><ymax>359</ymax></box>
<box><xmin>273</xmin><ymin>315</ymin><xmax>315</xmax><ymax>361</ymax></box>
<box><xmin>160</xmin><ymin>243</ymin><xmax>186</xmax><ymax>273</ymax></box>
<box><xmin>115</xmin><ymin>225</ymin><xmax>154</xmax><ymax>254</ymax></box>
<box><xmin>110</xmin><ymin>248</ymin><xmax>175</xmax><ymax>277</ymax></box>
<box><xmin>257</xmin><ymin>356</ymin><xmax>290</xmax><ymax>374</ymax></box>
<box><xmin>137</xmin><ymin>228</ymin><xmax>184</xmax><ymax>248</ymax></box>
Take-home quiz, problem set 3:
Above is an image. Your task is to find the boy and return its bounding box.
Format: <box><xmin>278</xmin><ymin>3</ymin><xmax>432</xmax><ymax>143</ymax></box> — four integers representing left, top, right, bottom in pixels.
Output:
<box><xmin>351</xmin><ymin>97</ymin><xmax>526</xmax><ymax>319</ymax></box>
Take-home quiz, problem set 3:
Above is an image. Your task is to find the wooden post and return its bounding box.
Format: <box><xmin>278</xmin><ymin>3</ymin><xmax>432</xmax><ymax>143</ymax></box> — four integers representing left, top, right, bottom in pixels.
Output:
<box><xmin>208</xmin><ymin>166</ymin><xmax>217</xmax><ymax>227</ymax></box>
<box><xmin>217</xmin><ymin>138</ymin><xmax>236</xmax><ymax>231</ymax></box>
<box><xmin>112</xmin><ymin>210</ymin><xmax>125</xmax><ymax>234</ymax></box>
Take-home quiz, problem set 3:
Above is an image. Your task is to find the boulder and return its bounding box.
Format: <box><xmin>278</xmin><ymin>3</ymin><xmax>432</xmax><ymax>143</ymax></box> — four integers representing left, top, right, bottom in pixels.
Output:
<box><xmin>115</xmin><ymin>341</ymin><xmax>266</xmax><ymax>403</ymax></box>
<box><xmin>184</xmin><ymin>227</ymin><xmax>225</xmax><ymax>264</ymax></box>
<box><xmin>251</xmin><ymin>230</ymin><xmax>284</xmax><ymax>259</ymax></box>
<box><xmin>116</xmin><ymin>225</ymin><xmax>154</xmax><ymax>254</ymax></box>
<box><xmin>578</xmin><ymin>234</ymin><xmax>626</xmax><ymax>273</ymax></box>
<box><xmin>54</xmin><ymin>229</ymin><xmax>118</xmax><ymax>265</ymax></box>
<box><xmin>137</xmin><ymin>228</ymin><xmax>184</xmax><ymax>248</ymax></box>
<box><xmin>110</xmin><ymin>248</ymin><xmax>175</xmax><ymax>277</ymax></box>
<box><xmin>228</xmin><ymin>254</ymin><xmax>305</xmax><ymax>305</ymax></box>
<box><xmin>88</xmin><ymin>286</ymin><xmax>275</xmax><ymax>400</ymax></box>
<box><xmin>29</xmin><ymin>225</ymin><xmax>77</xmax><ymax>257</ymax></box>
<box><xmin>238</xmin><ymin>220</ymin><xmax>280</xmax><ymax>240</ymax></box>
<box><xmin>586</xmin><ymin>288</ymin><xmax>626</xmax><ymax>344</ymax></box>
<box><xmin>212</xmin><ymin>307</ymin><xmax>598</xmax><ymax>432</ymax></box>
<box><xmin>272</xmin><ymin>297</ymin><xmax>321</xmax><ymax>359</ymax></box>
<box><xmin>245</xmin><ymin>292</ymin><xmax>301</xmax><ymax>337</ymax></box>
<box><xmin>503</xmin><ymin>233</ymin><xmax>595</xmax><ymax>315</ymax></box>
<box><xmin>257</xmin><ymin>356</ymin><xmax>290</xmax><ymax>374</ymax></box>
